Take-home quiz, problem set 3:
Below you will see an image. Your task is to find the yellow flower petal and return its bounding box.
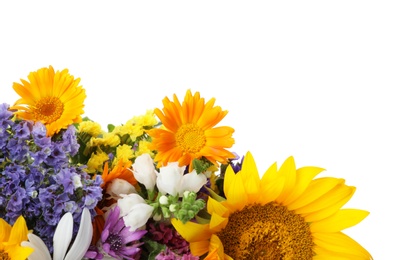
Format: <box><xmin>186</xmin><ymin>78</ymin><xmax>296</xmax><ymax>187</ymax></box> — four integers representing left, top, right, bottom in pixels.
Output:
<box><xmin>6</xmin><ymin>245</ymin><xmax>34</xmax><ymax>260</ymax></box>
<box><xmin>310</xmin><ymin>209</ymin><xmax>370</xmax><ymax>233</ymax></box>
<box><xmin>209</xmin><ymin>213</ymin><xmax>228</xmax><ymax>233</ymax></box>
<box><xmin>275</xmin><ymin>156</ymin><xmax>297</xmax><ymax>204</ymax></box>
<box><xmin>288</xmin><ymin>178</ymin><xmax>345</xmax><ymax>210</ymax></box>
<box><xmin>190</xmin><ymin>240</ymin><xmax>210</xmax><ymax>257</ymax></box>
<box><xmin>239</xmin><ymin>152</ymin><xmax>261</xmax><ymax>204</ymax></box>
<box><xmin>256</xmin><ymin>161</ymin><xmax>285</xmax><ymax>205</ymax></box>
<box><xmin>207</xmin><ymin>197</ymin><xmax>230</xmax><ymax>218</ymax></box>
<box><xmin>313</xmin><ymin>232</ymin><xmax>372</xmax><ymax>259</ymax></box>
<box><xmin>6</xmin><ymin>216</ymin><xmax>29</xmax><ymax>246</ymax></box>
<box><xmin>223</xmin><ymin>165</ymin><xmax>248</xmax><ymax>212</ymax></box>
<box><xmin>171</xmin><ymin>218</ymin><xmax>211</xmax><ymax>242</ymax></box>
<box><xmin>283</xmin><ymin>166</ymin><xmax>325</xmax><ymax>205</ymax></box>
<box><xmin>0</xmin><ymin>218</ymin><xmax>11</xmax><ymax>245</ymax></box>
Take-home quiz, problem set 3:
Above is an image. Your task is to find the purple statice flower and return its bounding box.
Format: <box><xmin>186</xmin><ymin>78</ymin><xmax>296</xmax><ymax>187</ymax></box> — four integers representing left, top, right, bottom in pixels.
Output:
<box><xmin>87</xmin><ymin>205</ymin><xmax>147</xmax><ymax>260</ymax></box>
<box><xmin>155</xmin><ymin>248</ymin><xmax>199</xmax><ymax>260</ymax></box>
<box><xmin>0</xmin><ymin>109</ymin><xmax>103</xmax><ymax>252</ymax></box>
<box><xmin>147</xmin><ymin>221</ymin><xmax>191</xmax><ymax>255</ymax></box>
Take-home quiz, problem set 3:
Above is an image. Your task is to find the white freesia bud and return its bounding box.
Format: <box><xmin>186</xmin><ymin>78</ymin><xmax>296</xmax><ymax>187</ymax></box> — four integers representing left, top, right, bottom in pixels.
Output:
<box><xmin>181</xmin><ymin>170</ymin><xmax>207</xmax><ymax>194</ymax></box>
<box><xmin>123</xmin><ymin>203</ymin><xmax>154</xmax><ymax>231</ymax></box>
<box><xmin>131</xmin><ymin>153</ymin><xmax>157</xmax><ymax>190</ymax></box>
<box><xmin>156</xmin><ymin>162</ymin><xmax>207</xmax><ymax>197</ymax></box>
<box><xmin>156</xmin><ymin>162</ymin><xmax>185</xmax><ymax>196</ymax></box>
<box><xmin>117</xmin><ymin>193</ymin><xmax>147</xmax><ymax>217</ymax></box>
<box><xmin>159</xmin><ymin>195</ymin><xmax>169</xmax><ymax>205</ymax></box>
<box><xmin>106</xmin><ymin>178</ymin><xmax>137</xmax><ymax>200</ymax></box>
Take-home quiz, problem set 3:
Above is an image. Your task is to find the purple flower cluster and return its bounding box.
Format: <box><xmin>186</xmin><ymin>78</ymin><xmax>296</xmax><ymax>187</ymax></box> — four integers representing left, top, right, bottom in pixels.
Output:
<box><xmin>0</xmin><ymin>103</ymin><xmax>103</xmax><ymax>251</ymax></box>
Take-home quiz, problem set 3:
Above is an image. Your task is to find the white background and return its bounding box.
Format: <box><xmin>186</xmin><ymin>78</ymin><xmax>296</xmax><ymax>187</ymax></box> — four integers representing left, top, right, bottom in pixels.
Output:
<box><xmin>1</xmin><ymin>1</ymin><xmax>411</xmax><ymax>259</ymax></box>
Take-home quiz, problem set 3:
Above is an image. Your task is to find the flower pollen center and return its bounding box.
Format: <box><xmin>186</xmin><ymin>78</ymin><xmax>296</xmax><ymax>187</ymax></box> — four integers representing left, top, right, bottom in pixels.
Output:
<box><xmin>34</xmin><ymin>96</ymin><xmax>64</xmax><ymax>124</ymax></box>
<box><xmin>175</xmin><ymin>123</ymin><xmax>206</xmax><ymax>153</ymax></box>
<box><xmin>0</xmin><ymin>250</ymin><xmax>11</xmax><ymax>260</ymax></box>
<box><xmin>108</xmin><ymin>234</ymin><xmax>123</xmax><ymax>252</ymax></box>
<box><xmin>217</xmin><ymin>203</ymin><xmax>315</xmax><ymax>260</ymax></box>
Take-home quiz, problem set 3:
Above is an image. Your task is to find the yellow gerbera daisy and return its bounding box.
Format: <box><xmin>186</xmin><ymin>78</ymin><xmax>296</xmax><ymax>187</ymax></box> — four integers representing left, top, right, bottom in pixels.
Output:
<box><xmin>148</xmin><ymin>89</ymin><xmax>236</xmax><ymax>172</ymax></box>
<box><xmin>11</xmin><ymin>65</ymin><xmax>86</xmax><ymax>136</ymax></box>
<box><xmin>172</xmin><ymin>152</ymin><xmax>373</xmax><ymax>259</ymax></box>
<box><xmin>0</xmin><ymin>216</ymin><xmax>34</xmax><ymax>260</ymax></box>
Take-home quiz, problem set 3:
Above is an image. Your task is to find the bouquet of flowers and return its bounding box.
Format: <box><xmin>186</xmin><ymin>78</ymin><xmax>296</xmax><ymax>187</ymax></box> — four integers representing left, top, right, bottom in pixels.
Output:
<box><xmin>0</xmin><ymin>66</ymin><xmax>373</xmax><ymax>260</ymax></box>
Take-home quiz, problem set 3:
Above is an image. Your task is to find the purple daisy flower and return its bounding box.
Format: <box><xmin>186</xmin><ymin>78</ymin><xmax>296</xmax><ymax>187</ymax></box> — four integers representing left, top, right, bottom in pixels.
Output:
<box><xmin>100</xmin><ymin>206</ymin><xmax>147</xmax><ymax>260</ymax></box>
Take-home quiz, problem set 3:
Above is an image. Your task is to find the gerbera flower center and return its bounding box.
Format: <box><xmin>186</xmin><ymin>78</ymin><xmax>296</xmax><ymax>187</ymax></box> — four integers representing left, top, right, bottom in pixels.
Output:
<box><xmin>107</xmin><ymin>234</ymin><xmax>123</xmax><ymax>252</ymax></box>
<box><xmin>34</xmin><ymin>96</ymin><xmax>64</xmax><ymax>124</ymax></box>
<box><xmin>217</xmin><ymin>203</ymin><xmax>315</xmax><ymax>260</ymax></box>
<box><xmin>175</xmin><ymin>123</ymin><xmax>206</xmax><ymax>153</ymax></box>
<box><xmin>0</xmin><ymin>250</ymin><xmax>10</xmax><ymax>260</ymax></box>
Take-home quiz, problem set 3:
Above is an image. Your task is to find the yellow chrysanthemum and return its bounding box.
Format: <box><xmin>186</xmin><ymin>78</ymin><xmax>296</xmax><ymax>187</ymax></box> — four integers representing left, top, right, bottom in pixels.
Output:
<box><xmin>78</xmin><ymin>120</ymin><xmax>103</xmax><ymax>137</ymax></box>
<box><xmin>0</xmin><ymin>216</ymin><xmax>33</xmax><ymax>260</ymax></box>
<box><xmin>11</xmin><ymin>65</ymin><xmax>86</xmax><ymax>136</ymax></box>
<box><xmin>148</xmin><ymin>89</ymin><xmax>236</xmax><ymax>171</ymax></box>
<box><xmin>172</xmin><ymin>152</ymin><xmax>373</xmax><ymax>259</ymax></box>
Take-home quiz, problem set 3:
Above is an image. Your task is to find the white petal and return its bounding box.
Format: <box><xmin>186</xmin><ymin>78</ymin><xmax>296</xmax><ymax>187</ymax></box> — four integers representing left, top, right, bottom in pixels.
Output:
<box><xmin>64</xmin><ymin>208</ymin><xmax>93</xmax><ymax>260</ymax></box>
<box><xmin>156</xmin><ymin>163</ymin><xmax>184</xmax><ymax>196</ymax></box>
<box><xmin>106</xmin><ymin>178</ymin><xmax>137</xmax><ymax>198</ymax></box>
<box><xmin>123</xmin><ymin>203</ymin><xmax>154</xmax><ymax>231</ymax></box>
<box><xmin>180</xmin><ymin>170</ymin><xmax>207</xmax><ymax>196</ymax></box>
<box><xmin>117</xmin><ymin>193</ymin><xmax>146</xmax><ymax>217</ymax></box>
<box><xmin>53</xmin><ymin>212</ymin><xmax>73</xmax><ymax>260</ymax></box>
<box><xmin>21</xmin><ymin>233</ymin><xmax>52</xmax><ymax>260</ymax></box>
<box><xmin>132</xmin><ymin>153</ymin><xmax>157</xmax><ymax>190</ymax></box>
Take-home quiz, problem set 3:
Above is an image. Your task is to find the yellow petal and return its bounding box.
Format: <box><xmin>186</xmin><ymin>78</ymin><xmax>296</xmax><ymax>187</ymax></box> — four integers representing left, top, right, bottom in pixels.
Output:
<box><xmin>310</xmin><ymin>209</ymin><xmax>370</xmax><ymax>233</ymax></box>
<box><xmin>0</xmin><ymin>218</ymin><xmax>11</xmax><ymax>244</ymax></box>
<box><xmin>257</xmin><ymin>161</ymin><xmax>284</xmax><ymax>205</ymax></box>
<box><xmin>171</xmin><ymin>218</ymin><xmax>211</xmax><ymax>242</ymax></box>
<box><xmin>223</xmin><ymin>165</ymin><xmax>248</xmax><ymax>212</ymax></box>
<box><xmin>288</xmin><ymin>178</ymin><xmax>345</xmax><ymax>210</ymax></box>
<box><xmin>275</xmin><ymin>156</ymin><xmax>297</xmax><ymax>204</ymax></box>
<box><xmin>6</xmin><ymin>245</ymin><xmax>34</xmax><ymax>260</ymax></box>
<box><xmin>294</xmin><ymin>184</ymin><xmax>355</xmax><ymax>215</ymax></box>
<box><xmin>207</xmin><ymin>197</ymin><xmax>230</xmax><ymax>218</ymax></box>
<box><xmin>283</xmin><ymin>166</ymin><xmax>325</xmax><ymax>205</ymax></box>
<box><xmin>313</xmin><ymin>245</ymin><xmax>368</xmax><ymax>260</ymax></box>
<box><xmin>209</xmin><ymin>213</ymin><xmax>228</xmax><ymax>233</ymax></box>
<box><xmin>312</xmin><ymin>232</ymin><xmax>372</xmax><ymax>259</ymax></box>
<box><xmin>205</xmin><ymin>235</ymin><xmax>226</xmax><ymax>260</ymax></box>
<box><xmin>190</xmin><ymin>240</ymin><xmax>210</xmax><ymax>257</ymax></box>
<box><xmin>240</xmin><ymin>152</ymin><xmax>261</xmax><ymax>204</ymax></box>
<box><xmin>6</xmin><ymin>216</ymin><xmax>29</xmax><ymax>246</ymax></box>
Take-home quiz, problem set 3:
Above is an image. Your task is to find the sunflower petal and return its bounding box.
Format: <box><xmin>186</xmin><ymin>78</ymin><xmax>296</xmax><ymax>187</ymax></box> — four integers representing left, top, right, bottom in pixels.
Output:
<box><xmin>310</xmin><ymin>209</ymin><xmax>370</xmax><ymax>233</ymax></box>
<box><xmin>240</xmin><ymin>152</ymin><xmax>261</xmax><ymax>204</ymax></box>
<box><xmin>275</xmin><ymin>156</ymin><xmax>297</xmax><ymax>204</ymax></box>
<box><xmin>223</xmin><ymin>165</ymin><xmax>248</xmax><ymax>212</ymax></box>
<box><xmin>171</xmin><ymin>219</ymin><xmax>211</xmax><ymax>242</ymax></box>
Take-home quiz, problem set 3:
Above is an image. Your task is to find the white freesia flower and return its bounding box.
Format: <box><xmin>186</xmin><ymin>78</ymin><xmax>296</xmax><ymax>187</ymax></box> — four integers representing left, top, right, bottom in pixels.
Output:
<box><xmin>117</xmin><ymin>193</ymin><xmax>154</xmax><ymax>231</ymax></box>
<box><xmin>130</xmin><ymin>153</ymin><xmax>157</xmax><ymax>190</ymax></box>
<box><xmin>156</xmin><ymin>162</ymin><xmax>207</xmax><ymax>197</ymax></box>
<box><xmin>106</xmin><ymin>178</ymin><xmax>137</xmax><ymax>199</ymax></box>
<box><xmin>21</xmin><ymin>208</ymin><xmax>93</xmax><ymax>260</ymax></box>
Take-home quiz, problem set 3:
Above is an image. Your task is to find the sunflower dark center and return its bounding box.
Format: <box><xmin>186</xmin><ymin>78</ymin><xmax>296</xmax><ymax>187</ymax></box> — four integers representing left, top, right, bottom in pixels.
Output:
<box><xmin>0</xmin><ymin>250</ymin><xmax>11</xmax><ymax>260</ymax></box>
<box><xmin>176</xmin><ymin>123</ymin><xmax>206</xmax><ymax>153</ymax></box>
<box><xmin>217</xmin><ymin>202</ymin><xmax>315</xmax><ymax>260</ymax></box>
<box><xmin>34</xmin><ymin>96</ymin><xmax>64</xmax><ymax>123</ymax></box>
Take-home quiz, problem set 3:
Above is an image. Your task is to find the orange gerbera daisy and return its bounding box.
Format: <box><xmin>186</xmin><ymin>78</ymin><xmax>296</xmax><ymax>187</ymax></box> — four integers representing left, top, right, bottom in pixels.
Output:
<box><xmin>11</xmin><ymin>65</ymin><xmax>86</xmax><ymax>136</ymax></box>
<box><xmin>148</xmin><ymin>90</ymin><xmax>236</xmax><ymax>172</ymax></box>
<box><xmin>172</xmin><ymin>152</ymin><xmax>373</xmax><ymax>259</ymax></box>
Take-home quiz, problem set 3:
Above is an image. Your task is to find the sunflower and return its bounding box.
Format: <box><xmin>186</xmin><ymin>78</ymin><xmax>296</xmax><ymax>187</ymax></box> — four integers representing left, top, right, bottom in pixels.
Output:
<box><xmin>11</xmin><ymin>65</ymin><xmax>86</xmax><ymax>136</ymax></box>
<box><xmin>0</xmin><ymin>216</ymin><xmax>34</xmax><ymax>260</ymax></box>
<box><xmin>148</xmin><ymin>89</ymin><xmax>236</xmax><ymax>172</ymax></box>
<box><xmin>172</xmin><ymin>152</ymin><xmax>373</xmax><ymax>259</ymax></box>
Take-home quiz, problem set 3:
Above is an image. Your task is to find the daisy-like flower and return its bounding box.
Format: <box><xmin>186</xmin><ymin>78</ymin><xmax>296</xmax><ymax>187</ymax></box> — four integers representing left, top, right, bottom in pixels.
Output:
<box><xmin>147</xmin><ymin>90</ymin><xmax>236</xmax><ymax>172</ymax></box>
<box><xmin>11</xmin><ymin>65</ymin><xmax>86</xmax><ymax>136</ymax></box>
<box><xmin>92</xmin><ymin>205</ymin><xmax>147</xmax><ymax>259</ymax></box>
<box><xmin>172</xmin><ymin>152</ymin><xmax>373</xmax><ymax>259</ymax></box>
<box><xmin>21</xmin><ymin>208</ymin><xmax>93</xmax><ymax>260</ymax></box>
<box><xmin>0</xmin><ymin>215</ymin><xmax>33</xmax><ymax>260</ymax></box>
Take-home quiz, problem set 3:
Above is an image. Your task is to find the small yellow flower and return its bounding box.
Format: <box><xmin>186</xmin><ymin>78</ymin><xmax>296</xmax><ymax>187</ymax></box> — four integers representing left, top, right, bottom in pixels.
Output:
<box><xmin>115</xmin><ymin>144</ymin><xmax>134</xmax><ymax>163</ymax></box>
<box><xmin>11</xmin><ymin>65</ymin><xmax>86</xmax><ymax>136</ymax></box>
<box><xmin>0</xmin><ymin>216</ymin><xmax>33</xmax><ymax>260</ymax></box>
<box><xmin>87</xmin><ymin>151</ymin><xmax>109</xmax><ymax>173</ymax></box>
<box><xmin>78</xmin><ymin>121</ymin><xmax>103</xmax><ymax>137</ymax></box>
<box><xmin>89</xmin><ymin>132</ymin><xmax>120</xmax><ymax>148</ymax></box>
<box><xmin>135</xmin><ymin>140</ymin><xmax>155</xmax><ymax>157</ymax></box>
